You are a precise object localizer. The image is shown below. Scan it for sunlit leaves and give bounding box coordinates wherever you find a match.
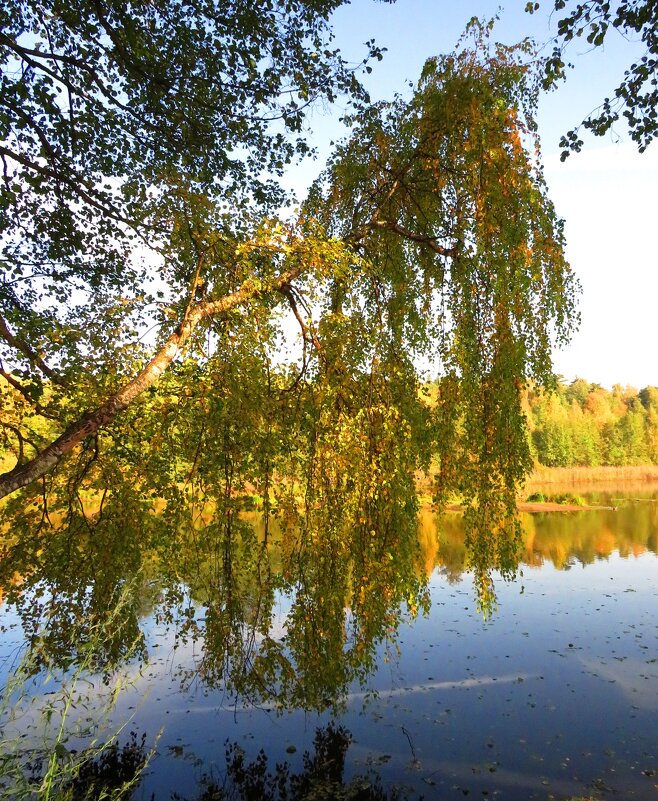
[306,23,578,603]
[534,0,658,155]
[0,0,374,449]
[1,19,580,616]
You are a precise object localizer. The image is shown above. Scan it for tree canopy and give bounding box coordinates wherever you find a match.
[530,0,658,156]
[0,7,578,602]
[524,378,658,466]
[0,0,379,489]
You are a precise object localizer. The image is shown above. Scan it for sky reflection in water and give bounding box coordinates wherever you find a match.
[1,495,657,800]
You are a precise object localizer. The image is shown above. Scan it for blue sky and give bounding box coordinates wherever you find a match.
[287,1,658,390]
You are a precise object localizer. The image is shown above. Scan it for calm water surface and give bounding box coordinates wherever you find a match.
[1,492,657,800]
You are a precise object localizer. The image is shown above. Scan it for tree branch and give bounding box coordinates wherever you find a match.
[0,367,59,420]
[367,219,457,257]
[0,265,302,499]
[0,312,66,385]
[278,284,324,358]
[0,144,144,234]
[0,421,40,464]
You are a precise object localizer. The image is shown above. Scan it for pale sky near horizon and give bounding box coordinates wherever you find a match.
[286,1,658,391]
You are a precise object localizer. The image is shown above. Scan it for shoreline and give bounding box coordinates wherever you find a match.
[441,501,615,514]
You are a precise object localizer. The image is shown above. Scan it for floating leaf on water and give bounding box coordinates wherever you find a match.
[374,753,392,764]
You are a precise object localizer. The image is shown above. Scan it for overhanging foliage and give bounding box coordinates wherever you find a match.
[0,9,578,600]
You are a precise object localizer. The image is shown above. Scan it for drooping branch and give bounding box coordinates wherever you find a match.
[278,284,325,359]
[0,366,59,420]
[349,218,457,258]
[0,421,40,465]
[0,266,302,499]
[0,312,66,386]
[370,219,457,257]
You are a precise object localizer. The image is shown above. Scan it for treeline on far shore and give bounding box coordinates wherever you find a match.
[524,379,658,467]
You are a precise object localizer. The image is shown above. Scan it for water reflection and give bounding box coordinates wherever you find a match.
[426,499,658,579]
[1,494,657,800]
[1,499,429,709]
[1,495,656,708]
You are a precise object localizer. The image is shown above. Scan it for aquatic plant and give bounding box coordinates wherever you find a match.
[0,581,155,800]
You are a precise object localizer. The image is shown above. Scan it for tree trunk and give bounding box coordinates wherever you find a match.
[0,268,300,499]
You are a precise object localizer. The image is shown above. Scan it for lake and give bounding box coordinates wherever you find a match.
[1,490,657,800]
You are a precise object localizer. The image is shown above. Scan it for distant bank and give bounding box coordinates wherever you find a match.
[527,464,658,486]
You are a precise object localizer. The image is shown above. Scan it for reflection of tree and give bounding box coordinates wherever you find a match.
[22,724,406,801]
[4,460,655,710]
[429,512,468,585]
[0,479,156,673]
[161,485,429,710]
[159,512,278,696]
[283,500,429,709]
[423,503,658,577]
[133,343,436,708]
[521,504,657,569]
[2,494,422,709]
[184,723,406,801]
[1,351,433,708]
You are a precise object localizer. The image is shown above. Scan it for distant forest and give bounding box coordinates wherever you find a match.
[524,379,658,467]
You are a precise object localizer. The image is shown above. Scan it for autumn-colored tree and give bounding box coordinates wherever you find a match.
[0,0,381,495]
[1,10,578,600]
[526,379,658,466]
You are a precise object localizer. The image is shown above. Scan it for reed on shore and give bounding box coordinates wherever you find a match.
[527,464,658,486]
